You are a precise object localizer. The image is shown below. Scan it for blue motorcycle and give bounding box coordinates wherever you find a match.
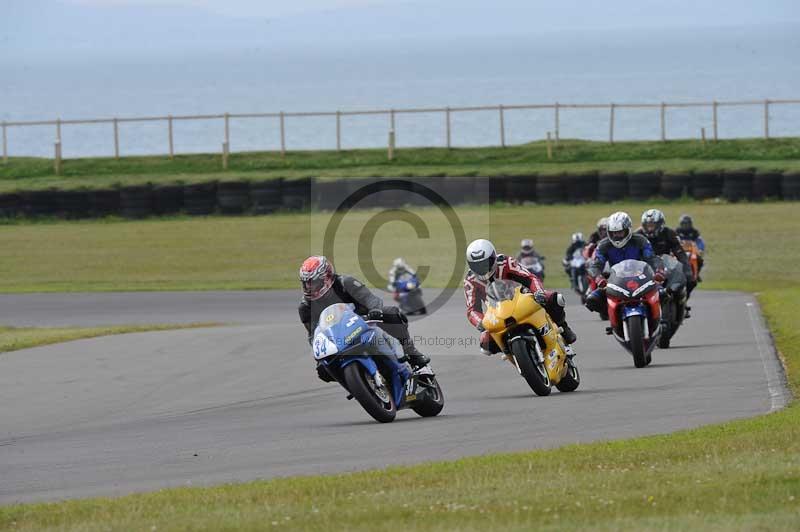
[312,303,444,423]
[390,272,427,315]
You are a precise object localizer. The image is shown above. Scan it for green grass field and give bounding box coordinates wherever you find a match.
[1,137,799,192]
[0,201,798,530]
[0,201,797,293]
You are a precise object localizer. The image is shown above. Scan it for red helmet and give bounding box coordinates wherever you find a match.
[299,256,335,300]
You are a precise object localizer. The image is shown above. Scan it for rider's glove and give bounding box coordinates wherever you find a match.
[595,276,607,288]
[533,289,548,306]
[366,309,384,321]
[654,271,666,283]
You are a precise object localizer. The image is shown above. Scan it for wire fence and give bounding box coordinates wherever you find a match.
[2,98,799,164]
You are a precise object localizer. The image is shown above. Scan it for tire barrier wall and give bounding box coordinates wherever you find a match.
[1,169,799,219]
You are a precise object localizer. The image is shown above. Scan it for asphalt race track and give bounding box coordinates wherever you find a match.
[0,290,789,504]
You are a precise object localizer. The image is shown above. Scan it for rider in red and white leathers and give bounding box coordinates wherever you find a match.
[464,239,577,354]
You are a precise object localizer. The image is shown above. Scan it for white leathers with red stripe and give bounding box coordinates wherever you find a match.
[464,255,545,328]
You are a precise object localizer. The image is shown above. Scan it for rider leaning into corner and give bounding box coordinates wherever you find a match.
[584,211,664,315]
[298,256,430,382]
[464,239,577,355]
[636,209,697,296]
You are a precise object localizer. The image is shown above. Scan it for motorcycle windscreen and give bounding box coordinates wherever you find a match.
[312,303,370,360]
[610,259,652,279]
[486,279,524,304]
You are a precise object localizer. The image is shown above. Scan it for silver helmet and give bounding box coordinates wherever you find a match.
[607,211,633,249]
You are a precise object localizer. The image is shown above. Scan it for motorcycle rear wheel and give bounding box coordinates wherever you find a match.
[411,375,444,417]
[343,363,397,423]
[510,339,552,396]
[628,317,648,368]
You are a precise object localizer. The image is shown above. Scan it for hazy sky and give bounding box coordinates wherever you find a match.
[5,0,800,60]
[55,0,800,23]
[65,0,396,18]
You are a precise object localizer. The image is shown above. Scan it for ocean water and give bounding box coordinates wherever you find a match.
[2,25,799,158]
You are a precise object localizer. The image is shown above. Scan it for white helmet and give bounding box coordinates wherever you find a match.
[571,232,584,243]
[607,211,633,248]
[392,257,407,269]
[466,239,498,281]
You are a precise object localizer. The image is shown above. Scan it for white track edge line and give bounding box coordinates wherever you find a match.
[746,300,790,412]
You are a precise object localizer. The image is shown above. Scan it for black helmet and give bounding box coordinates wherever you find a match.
[679,214,693,230]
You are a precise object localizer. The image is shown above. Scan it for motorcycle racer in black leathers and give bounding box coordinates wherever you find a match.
[637,209,697,296]
[298,256,430,381]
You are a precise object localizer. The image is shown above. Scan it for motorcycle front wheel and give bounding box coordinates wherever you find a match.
[343,363,397,423]
[627,316,648,368]
[510,339,552,396]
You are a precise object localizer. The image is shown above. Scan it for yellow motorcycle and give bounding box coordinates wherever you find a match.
[482,280,580,396]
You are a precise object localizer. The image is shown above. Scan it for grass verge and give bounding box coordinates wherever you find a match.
[0,323,220,354]
[1,138,799,192]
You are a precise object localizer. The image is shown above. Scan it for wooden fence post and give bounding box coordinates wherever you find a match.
[389,109,396,136]
[2,121,7,164]
[712,101,718,142]
[499,105,506,148]
[388,129,395,161]
[224,112,230,150]
[168,115,174,159]
[660,102,666,142]
[222,142,229,170]
[445,107,451,149]
[56,117,62,143]
[279,111,286,157]
[609,103,616,144]
[701,127,707,147]
[764,99,770,139]
[554,102,560,144]
[113,118,119,159]
[54,141,62,175]
[336,111,341,152]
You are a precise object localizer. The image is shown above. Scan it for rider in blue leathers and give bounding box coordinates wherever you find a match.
[584,211,664,315]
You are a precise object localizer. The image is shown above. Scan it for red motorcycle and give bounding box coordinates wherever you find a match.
[605,259,662,368]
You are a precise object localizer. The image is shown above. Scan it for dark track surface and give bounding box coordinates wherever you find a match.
[0,290,788,504]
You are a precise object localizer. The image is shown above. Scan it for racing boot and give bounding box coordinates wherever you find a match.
[401,345,430,368]
[559,321,577,344]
